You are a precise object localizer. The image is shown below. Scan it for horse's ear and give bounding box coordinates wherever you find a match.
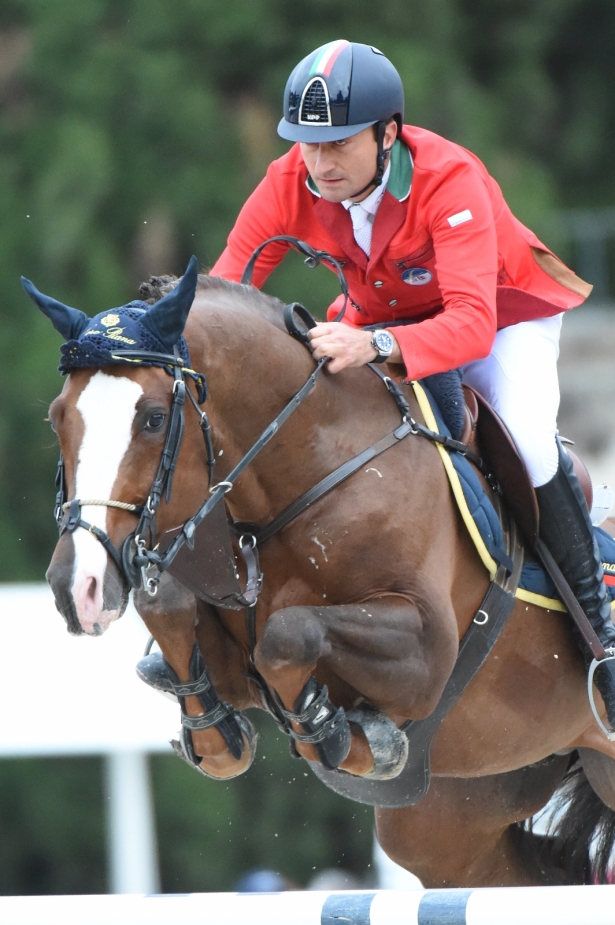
[21,277,90,341]
[141,255,199,351]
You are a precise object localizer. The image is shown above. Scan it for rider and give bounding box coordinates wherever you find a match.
[210,40,615,729]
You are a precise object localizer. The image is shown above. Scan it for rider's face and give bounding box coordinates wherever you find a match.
[300,122,398,203]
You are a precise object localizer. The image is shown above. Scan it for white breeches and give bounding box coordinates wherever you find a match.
[460,313,563,488]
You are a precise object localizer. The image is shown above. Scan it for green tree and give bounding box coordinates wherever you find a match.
[3,0,615,578]
[1,0,615,895]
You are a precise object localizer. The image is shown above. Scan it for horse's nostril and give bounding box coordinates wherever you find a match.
[86,577,97,602]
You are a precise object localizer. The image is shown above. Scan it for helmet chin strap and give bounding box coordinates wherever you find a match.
[348,120,392,201]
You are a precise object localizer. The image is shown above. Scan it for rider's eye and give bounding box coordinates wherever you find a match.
[145,412,166,431]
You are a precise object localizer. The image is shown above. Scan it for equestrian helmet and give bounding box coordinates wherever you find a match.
[278,40,404,143]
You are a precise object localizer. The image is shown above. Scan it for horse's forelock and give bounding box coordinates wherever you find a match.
[138,273,288,333]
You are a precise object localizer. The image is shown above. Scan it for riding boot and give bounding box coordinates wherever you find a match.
[535,439,615,728]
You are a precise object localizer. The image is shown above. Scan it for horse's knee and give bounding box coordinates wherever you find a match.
[255,607,330,674]
[134,573,195,621]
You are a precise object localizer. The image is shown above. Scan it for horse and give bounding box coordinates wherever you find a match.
[26,259,615,888]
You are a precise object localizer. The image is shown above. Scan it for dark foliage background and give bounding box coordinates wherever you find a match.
[0,0,614,895]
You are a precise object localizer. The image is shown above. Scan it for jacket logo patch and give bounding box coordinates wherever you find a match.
[402,267,432,286]
[447,209,473,227]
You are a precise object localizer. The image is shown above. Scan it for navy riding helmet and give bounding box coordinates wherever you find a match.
[278,41,404,195]
[278,40,404,144]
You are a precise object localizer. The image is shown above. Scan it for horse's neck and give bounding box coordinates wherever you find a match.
[187,300,325,514]
[188,299,421,524]
[186,294,440,530]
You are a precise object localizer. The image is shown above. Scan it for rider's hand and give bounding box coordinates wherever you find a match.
[308,322,401,373]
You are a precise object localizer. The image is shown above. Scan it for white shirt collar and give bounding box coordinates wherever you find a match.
[341,161,391,214]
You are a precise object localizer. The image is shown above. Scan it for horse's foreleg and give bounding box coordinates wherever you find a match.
[254,595,458,777]
[134,575,257,779]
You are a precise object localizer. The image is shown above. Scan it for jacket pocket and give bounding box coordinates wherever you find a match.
[390,240,436,271]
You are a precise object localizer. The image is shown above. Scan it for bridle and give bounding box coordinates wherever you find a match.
[54,238,486,616]
[55,346,217,596]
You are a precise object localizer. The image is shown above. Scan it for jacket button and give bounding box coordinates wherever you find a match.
[389,299,397,306]
[374,280,383,287]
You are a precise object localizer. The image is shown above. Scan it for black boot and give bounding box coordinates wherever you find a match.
[535,439,615,733]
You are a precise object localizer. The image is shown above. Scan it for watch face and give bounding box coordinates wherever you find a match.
[373,330,394,354]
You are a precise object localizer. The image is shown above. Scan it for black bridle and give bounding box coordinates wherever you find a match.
[55,238,487,614]
[55,347,213,594]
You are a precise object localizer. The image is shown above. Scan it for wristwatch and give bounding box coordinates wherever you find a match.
[370,329,395,363]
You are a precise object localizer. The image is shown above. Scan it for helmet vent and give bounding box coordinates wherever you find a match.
[299,77,331,126]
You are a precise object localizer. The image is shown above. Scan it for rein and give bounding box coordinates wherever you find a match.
[55,237,488,617]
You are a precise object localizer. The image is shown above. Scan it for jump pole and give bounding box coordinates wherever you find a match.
[0,886,614,925]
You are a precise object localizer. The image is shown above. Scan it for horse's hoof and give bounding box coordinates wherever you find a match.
[171,711,259,780]
[346,703,409,780]
[136,651,178,703]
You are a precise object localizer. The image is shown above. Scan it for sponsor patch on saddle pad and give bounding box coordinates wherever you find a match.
[519,530,615,606]
[417,381,615,611]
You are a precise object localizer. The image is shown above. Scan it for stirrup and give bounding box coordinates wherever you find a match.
[588,649,615,740]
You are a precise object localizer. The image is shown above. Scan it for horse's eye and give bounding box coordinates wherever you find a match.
[145,412,166,431]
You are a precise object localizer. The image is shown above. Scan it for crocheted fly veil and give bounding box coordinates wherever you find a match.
[21,255,205,402]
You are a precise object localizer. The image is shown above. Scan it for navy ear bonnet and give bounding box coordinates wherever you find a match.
[57,300,195,374]
[22,255,206,403]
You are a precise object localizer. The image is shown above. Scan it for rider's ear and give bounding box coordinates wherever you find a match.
[21,277,90,341]
[142,255,199,351]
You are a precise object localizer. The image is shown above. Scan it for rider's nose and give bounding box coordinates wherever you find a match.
[314,145,335,173]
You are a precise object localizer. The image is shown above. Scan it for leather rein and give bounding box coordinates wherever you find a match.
[54,238,487,617]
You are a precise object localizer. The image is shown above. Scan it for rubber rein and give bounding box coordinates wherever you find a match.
[56,238,488,606]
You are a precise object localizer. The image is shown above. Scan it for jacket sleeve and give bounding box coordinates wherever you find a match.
[392,160,498,381]
[210,165,291,288]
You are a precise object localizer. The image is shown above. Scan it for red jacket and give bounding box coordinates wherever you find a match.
[212,126,591,379]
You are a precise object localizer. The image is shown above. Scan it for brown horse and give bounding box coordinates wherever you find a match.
[30,267,615,887]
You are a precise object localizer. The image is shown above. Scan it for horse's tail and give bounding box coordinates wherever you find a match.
[511,757,615,884]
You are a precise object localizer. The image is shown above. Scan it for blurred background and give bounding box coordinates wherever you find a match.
[1,0,614,897]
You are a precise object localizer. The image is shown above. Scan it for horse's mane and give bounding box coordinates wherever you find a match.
[138,272,288,333]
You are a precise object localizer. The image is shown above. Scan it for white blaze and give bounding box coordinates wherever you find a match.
[72,371,143,633]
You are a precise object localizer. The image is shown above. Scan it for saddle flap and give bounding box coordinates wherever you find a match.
[467,386,540,549]
[158,498,245,609]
